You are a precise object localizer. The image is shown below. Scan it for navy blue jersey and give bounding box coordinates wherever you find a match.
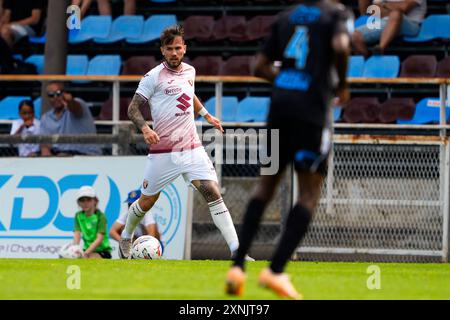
[262,0,349,126]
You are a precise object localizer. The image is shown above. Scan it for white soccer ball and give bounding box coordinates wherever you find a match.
[59,243,83,259]
[131,235,163,260]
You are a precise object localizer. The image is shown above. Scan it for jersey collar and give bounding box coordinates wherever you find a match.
[162,61,184,73]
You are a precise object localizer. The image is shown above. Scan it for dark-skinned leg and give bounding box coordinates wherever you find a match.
[232,171,285,270]
[257,170,323,300]
[270,171,323,273]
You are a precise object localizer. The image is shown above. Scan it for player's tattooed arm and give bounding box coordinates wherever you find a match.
[128,93,149,131]
[128,93,160,144]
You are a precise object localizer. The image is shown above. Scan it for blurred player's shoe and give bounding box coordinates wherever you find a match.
[118,237,132,259]
[258,267,303,300]
[225,266,246,296]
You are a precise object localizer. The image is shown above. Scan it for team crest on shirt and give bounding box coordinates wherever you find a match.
[143,180,149,189]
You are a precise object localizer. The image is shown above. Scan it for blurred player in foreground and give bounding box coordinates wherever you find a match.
[109,189,161,242]
[118,25,253,261]
[226,0,351,299]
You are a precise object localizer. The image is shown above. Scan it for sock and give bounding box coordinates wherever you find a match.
[270,204,312,274]
[232,198,267,270]
[121,200,147,239]
[208,198,239,253]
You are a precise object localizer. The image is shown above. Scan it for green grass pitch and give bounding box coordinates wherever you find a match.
[0,259,449,300]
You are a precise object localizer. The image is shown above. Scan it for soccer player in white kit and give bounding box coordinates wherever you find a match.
[119,25,253,261]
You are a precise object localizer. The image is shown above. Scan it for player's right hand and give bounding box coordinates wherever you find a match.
[142,127,160,145]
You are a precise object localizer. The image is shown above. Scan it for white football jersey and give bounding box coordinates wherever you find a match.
[136,61,201,154]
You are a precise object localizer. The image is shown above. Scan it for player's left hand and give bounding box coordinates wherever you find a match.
[82,252,91,259]
[205,114,224,133]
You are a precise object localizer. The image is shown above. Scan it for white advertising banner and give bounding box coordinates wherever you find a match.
[0,156,190,259]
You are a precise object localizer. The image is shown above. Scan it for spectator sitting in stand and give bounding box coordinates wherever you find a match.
[352,0,426,57]
[0,0,45,48]
[40,81,102,157]
[71,0,136,19]
[10,99,40,157]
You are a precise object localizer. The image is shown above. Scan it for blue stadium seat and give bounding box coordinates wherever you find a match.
[33,97,42,118]
[404,15,450,42]
[363,55,400,78]
[69,16,112,44]
[397,98,450,124]
[25,55,44,74]
[87,55,122,76]
[126,15,177,43]
[94,15,144,43]
[0,96,31,120]
[204,96,239,122]
[347,55,365,78]
[13,54,23,61]
[67,55,89,75]
[29,33,46,44]
[236,96,270,122]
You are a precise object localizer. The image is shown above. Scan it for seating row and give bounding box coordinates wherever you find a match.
[23,54,256,76]
[354,14,450,43]
[348,55,450,78]
[340,97,450,124]
[2,95,449,125]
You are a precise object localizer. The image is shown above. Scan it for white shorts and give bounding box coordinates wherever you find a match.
[10,24,35,41]
[141,146,218,196]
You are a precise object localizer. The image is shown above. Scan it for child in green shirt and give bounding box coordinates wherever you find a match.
[73,186,112,259]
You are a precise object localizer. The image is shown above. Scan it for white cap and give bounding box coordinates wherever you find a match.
[77,186,97,200]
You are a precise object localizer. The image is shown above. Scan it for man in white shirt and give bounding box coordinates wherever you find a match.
[109,189,161,243]
[353,0,427,56]
[118,25,253,262]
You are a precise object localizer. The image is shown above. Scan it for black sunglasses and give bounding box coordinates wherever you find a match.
[47,90,64,98]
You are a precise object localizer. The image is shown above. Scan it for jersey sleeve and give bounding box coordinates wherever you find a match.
[9,120,20,135]
[74,213,81,231]
[97,212,108,234]
[260,19,283,62]
[116,212,127,225]
[135,70,157,100]
[142,212,156,226]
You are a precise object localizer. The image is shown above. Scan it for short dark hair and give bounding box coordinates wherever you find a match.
[18,99,34,112]
[160,25,185,46]
[46,81,65,90]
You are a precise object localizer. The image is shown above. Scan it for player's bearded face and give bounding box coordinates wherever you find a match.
[161,36,186,70]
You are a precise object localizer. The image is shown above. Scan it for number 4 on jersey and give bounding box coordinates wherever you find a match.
[284,26,309,69]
